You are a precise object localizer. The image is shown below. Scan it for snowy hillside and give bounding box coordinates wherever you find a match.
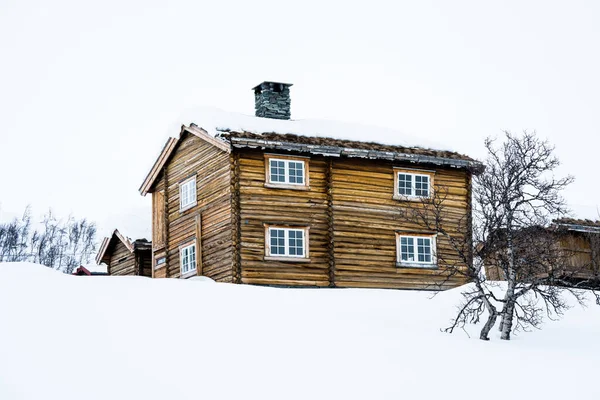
[0,263,598,400]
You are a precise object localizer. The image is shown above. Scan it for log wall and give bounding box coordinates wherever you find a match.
[236,149,471,289]
[150,132,233,282]
[331,158,469,289]
[238,151,330,286]
[107,240,136,276]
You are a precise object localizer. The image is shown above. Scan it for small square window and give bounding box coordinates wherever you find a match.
[266,227,308,259]
[397,235,436,267]
[394,170,432,199]
[266,156,308,188]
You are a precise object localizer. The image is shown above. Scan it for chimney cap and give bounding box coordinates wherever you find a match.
[252,81,293,92]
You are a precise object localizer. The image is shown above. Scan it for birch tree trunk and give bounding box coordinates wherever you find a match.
[500,229,516,340]
[480,300,498,340]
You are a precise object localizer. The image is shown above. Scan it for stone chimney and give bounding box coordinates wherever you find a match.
[253,81,292,120]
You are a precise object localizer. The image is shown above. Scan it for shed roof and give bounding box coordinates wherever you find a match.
[95,229,151,265]
[553,218,600,233]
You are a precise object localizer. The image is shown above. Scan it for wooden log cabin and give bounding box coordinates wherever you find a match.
[138,81,484,289]
[95,229,152,277]
[485,218,600,288]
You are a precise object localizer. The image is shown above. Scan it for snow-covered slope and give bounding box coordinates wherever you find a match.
[0,262,598,399]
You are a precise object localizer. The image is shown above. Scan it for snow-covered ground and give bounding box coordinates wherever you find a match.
[0,262,598,399]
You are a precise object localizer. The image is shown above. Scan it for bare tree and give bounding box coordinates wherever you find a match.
[0,207,32,262]
[404,131,599,340]
[0,207,97,273]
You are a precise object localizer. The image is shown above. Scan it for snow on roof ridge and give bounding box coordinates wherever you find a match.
[176,106,456,154]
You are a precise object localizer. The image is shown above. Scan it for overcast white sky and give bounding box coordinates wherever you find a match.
[1,0,599,240]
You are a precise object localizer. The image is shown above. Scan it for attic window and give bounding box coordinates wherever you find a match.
[264,154,309,190]
[179,176,197,212]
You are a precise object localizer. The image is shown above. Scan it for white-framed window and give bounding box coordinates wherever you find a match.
[396,234,436,267]
[265,226,309,258]
[394,169,433,200]
[264,155,309,189]
[180,242,197,276]
[269,158,305,185]
[179,176,197,211]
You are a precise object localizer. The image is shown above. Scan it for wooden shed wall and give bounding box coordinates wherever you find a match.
[138,249,153,277]
[152,133,233,282]
[235,150,471,289]
[108,240,136,276]
[484,232,600,282]
[559,234,592,271]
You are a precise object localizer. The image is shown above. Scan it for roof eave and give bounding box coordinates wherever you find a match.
[553,223,600,234]
[227,137,484,173]
[95,229,134,264]
[139,125,231,196]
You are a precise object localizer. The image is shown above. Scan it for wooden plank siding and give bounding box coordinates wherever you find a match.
[236,149,471,289]
[152,191,165,249]
[138,249,153,277]
[107,240,137,276]
[150,132,233,282]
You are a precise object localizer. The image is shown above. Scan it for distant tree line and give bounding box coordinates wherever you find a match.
[0,207,97,274]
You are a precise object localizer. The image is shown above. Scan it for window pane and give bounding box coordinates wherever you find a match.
[288,230,304,257]
[181,185,188,206]
[400,237,414,261]
[415,175,430,197]
[288,161,304,184]
[417,238,432,263]
[398,174,413,196]
[181,247,189,273]
[270,160,286,183]
[270,229,285,255]
[189,245,196,271]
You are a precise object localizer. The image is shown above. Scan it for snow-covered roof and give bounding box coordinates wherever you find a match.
[553,218,600,233]
[81,263,108,274]
[140,107,483,195]
[178,107,454,152]
[95,229,151,265]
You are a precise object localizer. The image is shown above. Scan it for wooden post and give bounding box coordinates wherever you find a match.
[196,213,203,276]
[163,166,170,278]
[135,251,140,276]
[466,171,473,281]
[231,153,242,284]
[326,158,336,287]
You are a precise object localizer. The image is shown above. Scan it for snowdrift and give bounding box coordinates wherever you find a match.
[0,262,598,400]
